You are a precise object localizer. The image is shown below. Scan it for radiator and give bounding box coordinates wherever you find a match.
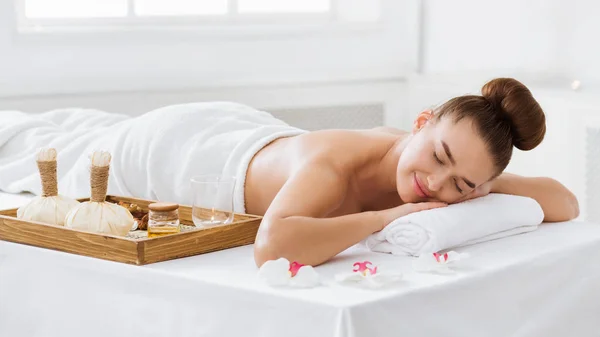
[269,103,385,131]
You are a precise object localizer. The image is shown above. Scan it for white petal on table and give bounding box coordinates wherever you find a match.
[291,266,320,288]
[412,251,469,273]
[367,273,403,287]
[335,272,365,284]
[258,258,292,286]
[335,270,403,289]
[446,251,469,263]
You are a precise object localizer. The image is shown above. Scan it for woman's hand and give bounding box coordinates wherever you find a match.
[377,202,447,231]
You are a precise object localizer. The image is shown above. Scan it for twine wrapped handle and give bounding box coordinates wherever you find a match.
[90,151,111,203]
[90,166,110,202]
[37,148,58,197]
[37,161,58,197]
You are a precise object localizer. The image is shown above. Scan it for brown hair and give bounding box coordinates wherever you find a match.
[434,78,546,176]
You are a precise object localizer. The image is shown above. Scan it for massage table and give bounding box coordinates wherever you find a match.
[1,192,599,337]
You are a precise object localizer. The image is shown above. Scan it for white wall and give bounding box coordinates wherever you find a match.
[421,0,566,75]
[0,80,408,129]
[421,0,600,87]
[3,0,598,126]
[0,0,417,98]
[564,0,600,87]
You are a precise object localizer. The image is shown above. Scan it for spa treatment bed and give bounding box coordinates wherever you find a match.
[1,191,599,337]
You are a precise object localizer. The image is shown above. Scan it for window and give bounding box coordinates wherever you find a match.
[24,0,331,18]
[17,0,380,33]
[25,0,129,18]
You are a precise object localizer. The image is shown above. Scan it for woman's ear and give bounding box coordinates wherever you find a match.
[412,110,434,133]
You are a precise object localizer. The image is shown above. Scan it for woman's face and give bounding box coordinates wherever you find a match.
[396,114,497,204]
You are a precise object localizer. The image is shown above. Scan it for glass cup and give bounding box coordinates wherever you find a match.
[191,175,236,228]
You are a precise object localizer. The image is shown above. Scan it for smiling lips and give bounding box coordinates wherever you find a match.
[413,173,431,198]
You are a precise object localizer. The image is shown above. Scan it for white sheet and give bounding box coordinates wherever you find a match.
[0,103,305,213]
[2,216,599,337]
[365,194,544,256]
[0,191,34,210]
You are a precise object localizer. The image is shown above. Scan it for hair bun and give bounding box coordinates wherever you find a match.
[481,78,546,151]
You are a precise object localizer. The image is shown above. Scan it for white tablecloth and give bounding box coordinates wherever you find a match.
[2,218,600,337]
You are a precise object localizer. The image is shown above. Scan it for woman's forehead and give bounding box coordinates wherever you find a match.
[435,117,479,142]
[433,118,496,183]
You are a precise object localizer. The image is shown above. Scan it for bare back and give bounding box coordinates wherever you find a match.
[244,128,406,217]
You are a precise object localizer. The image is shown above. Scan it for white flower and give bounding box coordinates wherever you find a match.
[412,251,469,274]
[258,258,320,288]
[335,261,402,289]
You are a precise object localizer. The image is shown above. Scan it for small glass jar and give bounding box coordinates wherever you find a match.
[147,202,180,237]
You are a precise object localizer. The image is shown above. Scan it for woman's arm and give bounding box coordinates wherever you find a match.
[254,161,445,267]
[492,173,580,222]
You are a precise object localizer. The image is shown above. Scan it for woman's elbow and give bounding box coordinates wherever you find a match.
[546,183,580,222]
[254,241,281,268]
[558,180,580,220]
[253,217,289,268]
[567,191,580,220]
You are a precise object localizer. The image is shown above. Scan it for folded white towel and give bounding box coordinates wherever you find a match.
[364,194,544,256]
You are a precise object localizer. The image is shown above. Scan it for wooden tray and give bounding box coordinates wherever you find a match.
[0,195,262,265]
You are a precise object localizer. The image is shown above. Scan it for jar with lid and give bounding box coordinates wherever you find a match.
[147,202,180,237]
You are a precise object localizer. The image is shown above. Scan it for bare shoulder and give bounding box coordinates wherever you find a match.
[264,129,402,217]
[370,126,409,136]
[292,129,400,161]
[245,130,362,215]
[245,128,402,215]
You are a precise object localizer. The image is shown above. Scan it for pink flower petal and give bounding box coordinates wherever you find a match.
[433,252,449,263]
[289,261,304,277]
[353,261,378,275]
[413,251,469,273]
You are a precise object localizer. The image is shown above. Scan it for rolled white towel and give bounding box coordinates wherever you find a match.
[364,194,544,256]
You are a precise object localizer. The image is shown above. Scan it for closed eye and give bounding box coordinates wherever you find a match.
[433,152,444,165]
[454,178,463,193]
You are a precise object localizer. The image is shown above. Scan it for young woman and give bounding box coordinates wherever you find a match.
[246,78,579,267]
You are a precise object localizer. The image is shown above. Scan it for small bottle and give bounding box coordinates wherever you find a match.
[147,202,180,238]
